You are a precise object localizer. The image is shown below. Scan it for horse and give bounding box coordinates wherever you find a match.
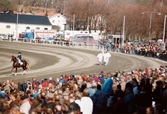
[10,55,30,75]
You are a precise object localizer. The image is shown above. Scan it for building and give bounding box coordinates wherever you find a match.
[48,13,67,32]
[36,11,67,32]
[0,12,52,39]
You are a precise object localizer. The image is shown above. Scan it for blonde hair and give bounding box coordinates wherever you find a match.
[3,101,10,111]
[75,91,82,99]
[83,89,89,97]
[10,105,21,114]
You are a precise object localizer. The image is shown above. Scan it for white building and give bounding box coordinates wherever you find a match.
[48,13,67,32]
[0,12,52,39]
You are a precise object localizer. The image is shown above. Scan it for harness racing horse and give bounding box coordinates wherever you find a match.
[11,55,30,75]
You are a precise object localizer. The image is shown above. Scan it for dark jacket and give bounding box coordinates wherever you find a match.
[17,54,22,60]
[113,99,127,113]
[92,90,107,112]
[134,91,152,108]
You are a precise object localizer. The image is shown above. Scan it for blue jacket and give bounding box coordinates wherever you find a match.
[59,78,66,85]
[102,78,113,96]
[88,88,94,97]
[99,76,105,84]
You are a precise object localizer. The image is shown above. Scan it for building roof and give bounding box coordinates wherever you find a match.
[0,13,51,25]
[48,13,68,20]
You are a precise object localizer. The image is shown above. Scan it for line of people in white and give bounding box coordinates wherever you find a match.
[97,51,111,65]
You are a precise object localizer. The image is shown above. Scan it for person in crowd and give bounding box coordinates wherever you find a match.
[92,84,107,114]
[79,83,87,93]
[80,89,93,114]
[106,42,112,51]
[112,84,124,106]
[99,71,105,84]
[68,101,81,114]
[2,101,10,114]
[132,78,139,95]
[74,91,82,110]
[124,87,135,114]
[21,81,28,93]
[134,83,152,113]
[102,72,113,97]
[10,105,22,114]
[9,92,20,106]
[45,92,56,112]
[59,76,66,85]
[152,80,164,105]
[112,93,127,114]
[20,95,31,114]
[162,80,167,113]
[144,78,152,94]
[87,83,94,97]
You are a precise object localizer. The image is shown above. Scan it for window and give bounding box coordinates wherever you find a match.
[6,25,10,28]
[44,28,48,30]
[52,20,55,23]
[36,27,40,30]
[26,27,30,29]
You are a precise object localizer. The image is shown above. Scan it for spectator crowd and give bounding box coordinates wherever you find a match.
[1,65,167,114]
[98,39,167,61]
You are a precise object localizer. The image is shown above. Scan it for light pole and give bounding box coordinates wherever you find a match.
[72,14,75,36]
[141,12,161,42]
[163,15,167,44]
[122,15,125,47]
[16,12,19,42]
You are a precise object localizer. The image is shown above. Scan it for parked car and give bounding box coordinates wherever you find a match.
[55,34,65,41]
[45,37,55,44]
[32,37,47,43]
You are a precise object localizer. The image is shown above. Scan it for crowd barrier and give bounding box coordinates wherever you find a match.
[6,38,100,50]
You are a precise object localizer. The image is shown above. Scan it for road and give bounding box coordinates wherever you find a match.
[0,41,167,82]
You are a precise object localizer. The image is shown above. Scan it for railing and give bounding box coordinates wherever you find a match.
[4,38,100,50]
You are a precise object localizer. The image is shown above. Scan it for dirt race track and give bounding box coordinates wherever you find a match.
[0,41,167,82]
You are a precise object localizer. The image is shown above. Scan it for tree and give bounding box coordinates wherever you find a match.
[0,0,12,12]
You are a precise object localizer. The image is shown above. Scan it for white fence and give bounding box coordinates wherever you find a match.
[4,38,100,50]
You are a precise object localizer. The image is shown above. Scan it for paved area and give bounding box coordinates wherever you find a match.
[0,41,167,82]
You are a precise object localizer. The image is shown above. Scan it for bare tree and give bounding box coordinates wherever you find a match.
[0,0,13,12]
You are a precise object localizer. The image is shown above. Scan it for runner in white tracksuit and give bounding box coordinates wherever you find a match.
[103,51,111,65]
[97,51,103,65]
